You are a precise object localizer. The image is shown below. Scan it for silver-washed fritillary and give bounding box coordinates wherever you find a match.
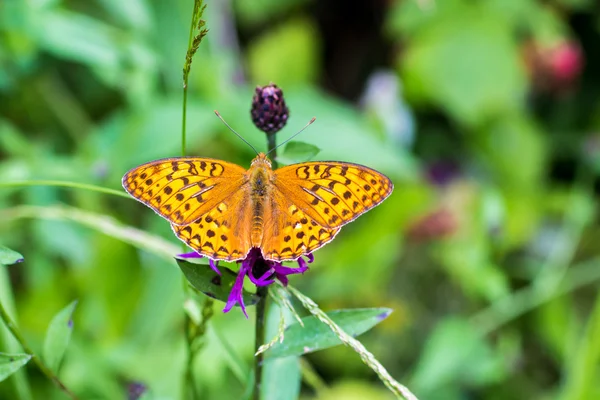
[122,153,393,261]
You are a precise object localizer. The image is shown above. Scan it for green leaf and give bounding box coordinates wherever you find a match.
[42,300,78,373]
[261,302,301,400]
[176,259,260,307]
[37,10,121,70]
[247,18,320,88]
[412,318,506,394]
[0,246,23,266]
[265,308,392,359]
[400,10,526,127]
[234,0,308,26]
[560,292,600,400]
[276,141,320,165]
[0,353,32,382]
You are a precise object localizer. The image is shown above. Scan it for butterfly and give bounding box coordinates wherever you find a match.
[122,153,393,262]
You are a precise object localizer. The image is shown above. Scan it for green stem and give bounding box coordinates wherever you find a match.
[182,90,188,157]
[0,268,32,400]
[181,2,206,398]
[181,0,197,158]
[181,9,195,392]
[266,133,278,169]
[183,312,200,400]
[0,301,78,399]
[253,287,268,400]
[0,181,130,199]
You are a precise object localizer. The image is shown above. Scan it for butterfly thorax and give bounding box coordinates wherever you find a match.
[248,153,275,246]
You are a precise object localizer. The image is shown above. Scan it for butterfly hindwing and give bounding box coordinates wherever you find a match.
[122,157,247,226]
[172,187,253,261]
[261,194,340,261]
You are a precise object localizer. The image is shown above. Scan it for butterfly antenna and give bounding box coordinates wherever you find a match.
[214,111,259,155]
[266,117,316,156]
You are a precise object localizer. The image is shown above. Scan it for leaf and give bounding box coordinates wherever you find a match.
[176,259,260,307]
[38,10,121,70]
[265,308,392,359]
[260,302,301,400]
[0,353,32,382]
[0,246,23,266]
[247,18,320,88]
[276,141,320,165]
[42,300,78,373]
[411,318,505,394]
[560,292,600,399]
[400,11,526,127]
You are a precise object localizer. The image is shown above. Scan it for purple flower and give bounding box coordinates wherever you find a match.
[127,381,147,400]
[176,250,222,275]
[177,248,312,318]
[250,84,289,134]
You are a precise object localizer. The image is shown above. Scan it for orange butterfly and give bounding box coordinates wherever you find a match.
[122,153,393,262]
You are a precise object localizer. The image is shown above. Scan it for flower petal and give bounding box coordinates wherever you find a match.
[208,259,221,276]
[176,251,203,259]
[223,263,250,318]
[249,267,275,286]
[176,251,221,275]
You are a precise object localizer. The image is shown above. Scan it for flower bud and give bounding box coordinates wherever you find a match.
[251,84,289,134]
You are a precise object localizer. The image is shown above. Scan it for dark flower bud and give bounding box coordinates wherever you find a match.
[251,84,289,134]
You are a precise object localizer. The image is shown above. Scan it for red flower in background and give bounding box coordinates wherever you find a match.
[523,39,584,93]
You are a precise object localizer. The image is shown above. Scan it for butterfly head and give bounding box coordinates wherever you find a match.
[251,153,272,169]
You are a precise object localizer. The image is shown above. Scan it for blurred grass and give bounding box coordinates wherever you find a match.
[2,0,600,399]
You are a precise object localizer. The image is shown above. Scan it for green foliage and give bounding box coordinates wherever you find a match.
[277,141,321,165]
[177,258,260,307]
[0,247,23,266]
[247,19,320,88]
[412,318,507,396]
[261,302,301,400]
[1,0,600,399]
[0,354,31,382]
[265,308,392,359]
[42,301,78,373]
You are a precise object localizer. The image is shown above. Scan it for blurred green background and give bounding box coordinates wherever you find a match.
[1,0,600,399]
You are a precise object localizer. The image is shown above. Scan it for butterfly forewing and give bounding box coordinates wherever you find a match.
[122,157,247,226]
[273,162,393,229]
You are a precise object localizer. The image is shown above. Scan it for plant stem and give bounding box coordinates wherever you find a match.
[253,286,268,400]
[181,3,195,395]
[266,133,278,169]
[181,1,196,158]
[0,181,130,199]
[0,301,78,399]
[183,311,200,400]
[182,90,188,157]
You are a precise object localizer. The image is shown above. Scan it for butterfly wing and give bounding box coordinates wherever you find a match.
[260,161,393,261]
[172,187,254,261]
[260,191,340,261]
[122,157,247,226]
